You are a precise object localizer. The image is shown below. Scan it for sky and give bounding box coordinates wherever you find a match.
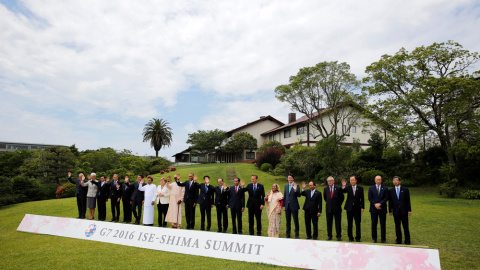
[1,0,479,160]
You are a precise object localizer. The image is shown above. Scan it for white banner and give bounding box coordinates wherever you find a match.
[17,214,440,269]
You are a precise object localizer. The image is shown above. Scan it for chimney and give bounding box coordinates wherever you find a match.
[288,113,296,123]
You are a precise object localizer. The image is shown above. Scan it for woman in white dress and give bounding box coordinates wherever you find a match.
[156,177,170,227]
[138,176,156,226]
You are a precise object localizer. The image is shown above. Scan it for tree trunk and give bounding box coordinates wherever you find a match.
[155,150,159,158]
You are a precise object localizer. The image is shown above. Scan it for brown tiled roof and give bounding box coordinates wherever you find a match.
[261,111,322,135]
[226,115,284,135]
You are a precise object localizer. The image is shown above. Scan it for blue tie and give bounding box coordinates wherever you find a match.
[396,187,399,199]
[254,184,256,195]
[206,185,208,193]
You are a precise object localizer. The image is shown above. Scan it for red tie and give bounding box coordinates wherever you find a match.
[235,187,238,194]
[79,181,82,187]
[330,188,333,199]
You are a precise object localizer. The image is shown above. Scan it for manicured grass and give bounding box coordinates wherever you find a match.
[1,163,479,269]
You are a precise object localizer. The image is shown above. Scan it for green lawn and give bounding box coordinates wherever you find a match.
[1,163,479,269]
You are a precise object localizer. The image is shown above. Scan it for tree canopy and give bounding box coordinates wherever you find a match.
[363,41,480,172]
[275,61,366,142]
[143,118,173,157]
[186,129,227,158]
[224,132,257,155]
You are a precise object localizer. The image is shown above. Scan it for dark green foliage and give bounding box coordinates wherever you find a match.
[257,141,286,154]
[438,178,460,198]
[360,169,388,186]
[260,163,273,172]
[461,190,480,200]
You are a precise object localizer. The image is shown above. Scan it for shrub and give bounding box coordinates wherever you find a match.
[256,147,285,169]
[55,182,77,198]
[261,163,273,172]
[438,178,459,198]
[170,167,176,171]
[272,164,286,176]
[361,169,388,185]
[461,190,480,200]
[12,176,42,201]
[150,165,163,174]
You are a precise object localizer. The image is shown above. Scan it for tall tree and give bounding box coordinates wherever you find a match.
[363,41,480,172]
[275,61,366,142]
[224,132,257,161]
[142,118,173,157]
[186,129,227,159]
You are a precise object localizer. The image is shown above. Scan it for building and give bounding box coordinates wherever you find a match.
[0,141,60,152]
[173,104,389,163]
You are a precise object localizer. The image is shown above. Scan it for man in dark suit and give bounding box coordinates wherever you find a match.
[122,176,134,223]
[240,175,265,236]
[93,175,110,221]
[388,176,412,245]
[227,177,245,234]
[109,174,122,222]
[341,175,365,242]
[197,176,215,231]
[324,176,344,241]
[301,181,322,240]
[283,173,301,238]
[368,175,389,243]
[176,173,200,229]
[67,172,88,219]
[214,178,229,233]
[131,175,146,225]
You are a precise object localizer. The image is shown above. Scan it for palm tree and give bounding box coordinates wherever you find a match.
[142,118,173,157]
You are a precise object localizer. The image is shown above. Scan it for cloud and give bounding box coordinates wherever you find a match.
[0,0,479,159]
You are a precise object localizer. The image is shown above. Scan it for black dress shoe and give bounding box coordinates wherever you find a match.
[238,231,242,234]
[356,239,361,242]
[200,228,205,231]
[222,230,227,233]
[381,240,387,244]
[372,240,377,243]
[305,236,312,239]
[285,235,291,238]
[257,233,262,236]
[405,242,411,245]
[110,219,115,222]
[295,236,300,239]
[216,229,221,232]
[348,238,354,242]
[394,241,401,244]
[313,237,318,240]
[232,231,237,234]
[337,237,342,241]
[326,237,332,241]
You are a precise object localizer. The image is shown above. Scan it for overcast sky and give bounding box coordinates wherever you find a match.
[1,0,479,160]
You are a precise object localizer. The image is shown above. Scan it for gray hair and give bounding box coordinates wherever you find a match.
[91,173,96,176]
[327,176,334,181]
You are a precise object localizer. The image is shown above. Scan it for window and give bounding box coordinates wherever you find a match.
[296,125,306,135]
[246,152,255,160]
[268,134,273,141]
[352,126,357,133]
[284,129,291,138]
[273,134,277,141]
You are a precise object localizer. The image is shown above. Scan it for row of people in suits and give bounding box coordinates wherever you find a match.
[69,172,411,245]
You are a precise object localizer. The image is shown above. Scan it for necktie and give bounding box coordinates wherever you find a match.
[353,186,356,196]
[190,181,192,188]
[79,181,81,187]
[206,185,208,193]
[396,187,399,199]
[254,184,256,195]
[125,185,127,190]
[311,190,314,198]
[235,186,238,194]
[289,184,292,192]
[330,187,333,199]
[377,186,380,196]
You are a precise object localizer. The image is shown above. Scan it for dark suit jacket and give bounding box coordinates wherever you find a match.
[197,183,215,206]
[93,181,110,199]
[242,183,265,209]
[388,186,411,216]
[228,185,245,210]
[122,182,134,201]
[323,185,344,214]
[131,181,146,201]
[68,177,88,197]
[342,185,365,211]
[176,180,199,204]
[368,185,389,214]
[301,189,322,214]
[109,181,122,199]
[214,186,229,206]
[284,183,301,211]
[113,186,123,201]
